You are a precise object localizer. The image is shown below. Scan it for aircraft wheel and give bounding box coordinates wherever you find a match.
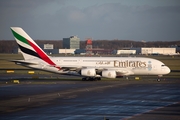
[82,78,86,81]
[157,78,161,82]
[82,77,101,81]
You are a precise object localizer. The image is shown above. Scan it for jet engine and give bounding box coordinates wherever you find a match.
[81,68,96,77]
[102,70,116,78]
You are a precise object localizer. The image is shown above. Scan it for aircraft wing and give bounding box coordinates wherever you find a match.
[116,69,134,76]
[102,68,134,76]
[58,66,134,76]
[47,65,82,71]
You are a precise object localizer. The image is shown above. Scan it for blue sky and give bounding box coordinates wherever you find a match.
[0,0,180,41]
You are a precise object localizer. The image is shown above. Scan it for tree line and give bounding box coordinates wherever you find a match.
[0,40,180,53]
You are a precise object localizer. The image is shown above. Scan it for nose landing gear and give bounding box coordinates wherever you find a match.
[157,75,163,82]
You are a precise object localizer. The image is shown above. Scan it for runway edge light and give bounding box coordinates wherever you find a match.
[135,77,140,80]
[28,71,35,74]
[11,80,19,84]
[7,70,14,73]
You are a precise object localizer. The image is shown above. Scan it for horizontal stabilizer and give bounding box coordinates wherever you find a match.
[11,60,38,65]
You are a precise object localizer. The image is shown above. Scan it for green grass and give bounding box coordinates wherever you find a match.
[0,54,25,69]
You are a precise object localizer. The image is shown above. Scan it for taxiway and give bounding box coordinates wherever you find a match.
[0,77,180,120]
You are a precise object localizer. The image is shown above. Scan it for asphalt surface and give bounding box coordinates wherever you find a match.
[0,76,180,120]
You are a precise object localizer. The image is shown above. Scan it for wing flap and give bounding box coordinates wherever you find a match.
[116,69,134,76]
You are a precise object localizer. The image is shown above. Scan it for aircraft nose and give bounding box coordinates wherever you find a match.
[161,66,171,74]
[167,66,171,74]
[165,66,171,74]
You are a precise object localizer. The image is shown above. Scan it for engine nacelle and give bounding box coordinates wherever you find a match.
[81,68,96,77]
[102,70,116,78]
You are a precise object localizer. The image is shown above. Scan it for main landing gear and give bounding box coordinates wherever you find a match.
[82,77,101,81]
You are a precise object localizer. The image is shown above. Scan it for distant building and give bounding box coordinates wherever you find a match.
[74,49,86,54]
[63,36,80,49]
[43,49,59,54]
[171,45,180,53]
[14,48,21,54]
[141,48,176,55]
[59,49,76,54]
[43,44,55,54]
[130,47,141,54]
[116,50,136,55]
[44,44,53,49]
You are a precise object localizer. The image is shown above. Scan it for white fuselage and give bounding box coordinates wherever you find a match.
[23,57,170,77]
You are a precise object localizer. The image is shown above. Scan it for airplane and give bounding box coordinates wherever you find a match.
[10,27,171,81]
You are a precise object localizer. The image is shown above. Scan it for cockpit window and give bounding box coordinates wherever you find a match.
[161,65,165,66]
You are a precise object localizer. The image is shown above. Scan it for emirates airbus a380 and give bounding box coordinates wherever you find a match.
[10,27,170,81]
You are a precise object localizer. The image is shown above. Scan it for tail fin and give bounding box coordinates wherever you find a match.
[10,27,56,66]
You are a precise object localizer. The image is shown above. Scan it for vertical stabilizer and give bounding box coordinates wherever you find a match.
[10,27,56,66]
